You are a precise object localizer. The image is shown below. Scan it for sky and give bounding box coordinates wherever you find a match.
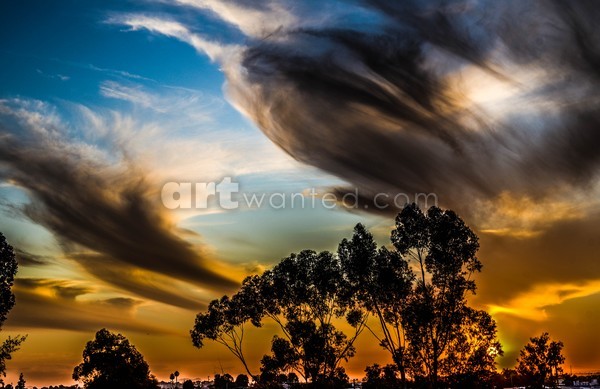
[1,0,600,386]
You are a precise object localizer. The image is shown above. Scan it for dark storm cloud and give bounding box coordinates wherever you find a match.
[223,0,600,211]
[0,101,237,305]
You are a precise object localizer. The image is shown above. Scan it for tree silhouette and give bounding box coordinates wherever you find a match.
[363,364,400,389]
[213,373,233,389]
[234,374,249,387]
[440,308,503,388]
[257,250,362,385]
[190,205,501,388]
[191,293,257,378]
[0,233,26,377]
[338,224,413,387]
[72,328,159,389]
[182,380,193,389]
[287,372,298,383]
[192,250,364,385]
[516,332,565,388]
[191,273,269,380]
[16,373,25,389]
[391,204,486,386]
[173,371,179,388]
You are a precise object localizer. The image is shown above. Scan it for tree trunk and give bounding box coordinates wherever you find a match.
[400,366,407,389]
[393,350,408,389]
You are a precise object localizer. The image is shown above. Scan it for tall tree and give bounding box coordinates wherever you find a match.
[0,233,26,377]
[192,250,364,385]
[391,204,486,387]
[259,250,364,384]
[516,332,565,388]
[191,291,258,378]
[191,273,269,379]
[72,328,159,389]
[338,224,413,387]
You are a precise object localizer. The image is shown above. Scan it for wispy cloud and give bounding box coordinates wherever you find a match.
[489,280,600,321]
[171,0,296,38]
[86,81,303,185]
[0,98,238,303]
[98,80,222,121]
[71,253,212,310]
[8,278,175,334]
[36,69,70,81]
[113,15,241,63]
[0,88,307,307]
[86,63,155,82]
[15,248,53,267]
[475,191,594,238]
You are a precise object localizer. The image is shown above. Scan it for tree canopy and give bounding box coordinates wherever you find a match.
[0,233,26,377]
[72,328,159,389]
[16,373,25,389]
[192,250,365,384]
[516,332,565,388]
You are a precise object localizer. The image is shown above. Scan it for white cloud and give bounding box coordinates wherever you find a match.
[114,15,241,63]
[90,81,302,181]
[172,0,296,38]
[99,80,222,120]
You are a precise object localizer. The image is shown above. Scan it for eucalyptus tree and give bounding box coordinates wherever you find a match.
[391,204,485,387]
[191,204,501,388]
[190,289,259,378]
[259,249,366,384]
[338,224,414,387]
[191,250,365,384]
[0,233,26,377]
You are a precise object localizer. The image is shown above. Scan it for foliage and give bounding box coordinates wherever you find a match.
[182,380,194,389]
[72,328,159,389]
[191,205,504,388]
[339,224,413,385]
[234,374,249,387]
[258,250,361,385]
[516,332,565,388]
[16,373,25,389]
[362,364,400,389]
[193,250,364,384]
[440,308,503,388]
[391,205,484,386]
[0,233,18,324]
[214,373,234,389]
[191,278,264,378]
[0,233,26,376]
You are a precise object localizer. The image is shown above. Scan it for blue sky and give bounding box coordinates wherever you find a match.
[0,0,388,264]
